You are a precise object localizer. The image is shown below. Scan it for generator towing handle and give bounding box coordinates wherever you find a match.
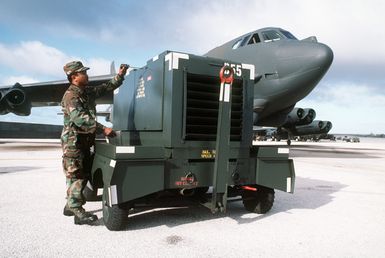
[209,65,234,213]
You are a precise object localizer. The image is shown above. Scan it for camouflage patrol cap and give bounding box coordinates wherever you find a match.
[63,61,90,76]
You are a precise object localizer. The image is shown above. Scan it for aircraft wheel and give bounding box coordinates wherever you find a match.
[242,185,275,214]
[102,187,128,231]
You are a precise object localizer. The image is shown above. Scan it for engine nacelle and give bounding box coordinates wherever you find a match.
[321,121,332,132]
[294,120,332,135]
[283,107,304,126]
[0,91,9,115]
[255,105,295,127]
[0,83,31,116]
[296,108,316,126]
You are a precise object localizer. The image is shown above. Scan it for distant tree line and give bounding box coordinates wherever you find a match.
[368,133,385,138]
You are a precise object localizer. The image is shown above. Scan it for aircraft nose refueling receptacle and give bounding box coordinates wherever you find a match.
[90,51,295,231]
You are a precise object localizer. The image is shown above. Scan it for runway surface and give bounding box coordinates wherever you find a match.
[0,138,384,257]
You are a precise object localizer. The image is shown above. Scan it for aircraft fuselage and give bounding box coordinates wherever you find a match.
[205,27,333,126]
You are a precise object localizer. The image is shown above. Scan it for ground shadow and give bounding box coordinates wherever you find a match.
[92,176,347,231]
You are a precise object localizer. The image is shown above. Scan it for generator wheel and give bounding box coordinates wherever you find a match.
[242,185,275,214]
[102,188,128,231]
[194,187,209,195]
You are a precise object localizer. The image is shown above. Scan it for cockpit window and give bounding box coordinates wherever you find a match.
[240,36,250,47]
[232,35,252,49]
[232,38,243,49]
[262,30,282,42]
[233,29,297,49]
[279,29,297,40]
[248,33,261,44]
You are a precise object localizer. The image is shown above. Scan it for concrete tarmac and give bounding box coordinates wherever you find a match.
[0,138,384,258]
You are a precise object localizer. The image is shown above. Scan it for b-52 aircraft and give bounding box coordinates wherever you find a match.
[0,27,333,140]
[205,27,333,144]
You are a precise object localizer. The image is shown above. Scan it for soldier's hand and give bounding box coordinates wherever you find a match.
[118,64,129,77]
[103,127,117,137]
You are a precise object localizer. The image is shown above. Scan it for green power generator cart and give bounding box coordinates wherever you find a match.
[89,51,295,230]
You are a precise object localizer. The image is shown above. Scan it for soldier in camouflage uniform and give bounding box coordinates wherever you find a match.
[61,61,128,225]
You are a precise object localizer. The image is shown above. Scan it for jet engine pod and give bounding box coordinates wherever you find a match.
[3,83,31,116]
[294,120,327,135]
[296,108,316,125]
[284,107,305,126]
[6,88,25,107]
[320,121,332,133]
[0,90,10,115]
[326,121,332,131]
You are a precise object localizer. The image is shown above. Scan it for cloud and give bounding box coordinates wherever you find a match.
[0,41,68,78]
[298,81,385,134]
[0,41,112,83]
[301,101,385,135]
[308,81,385,107]
[85,58,113,76]
[0,0,110,33]
[1,76,38,85]
[0,40,113,125]
[1,0,384,133]
[2,1,385,61]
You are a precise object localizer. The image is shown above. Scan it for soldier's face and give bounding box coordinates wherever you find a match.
[74,71,89,86]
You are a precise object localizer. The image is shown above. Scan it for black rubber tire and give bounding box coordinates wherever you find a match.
[242,185,275,214]
[194,187,209,195]
[102,189,128,231]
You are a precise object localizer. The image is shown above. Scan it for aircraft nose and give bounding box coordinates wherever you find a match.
[277,41,333,77]
[313,43,334,72]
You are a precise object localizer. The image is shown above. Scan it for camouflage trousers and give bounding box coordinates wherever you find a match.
[61,133,95,209]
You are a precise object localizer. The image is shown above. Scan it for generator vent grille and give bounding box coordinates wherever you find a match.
[185,73,243,141]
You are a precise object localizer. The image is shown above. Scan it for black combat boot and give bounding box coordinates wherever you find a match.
[63,204,75,216]
[71,207,98,225]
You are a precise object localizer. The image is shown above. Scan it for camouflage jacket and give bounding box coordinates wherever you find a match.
[61,75,124,145]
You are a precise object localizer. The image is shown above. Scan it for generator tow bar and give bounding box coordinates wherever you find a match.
[210,65,234,213]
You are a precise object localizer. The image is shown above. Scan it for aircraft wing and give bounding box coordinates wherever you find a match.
[0,74,114,116]
[0,121,62,139]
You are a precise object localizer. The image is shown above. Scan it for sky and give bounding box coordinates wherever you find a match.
[0,0,384,134]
